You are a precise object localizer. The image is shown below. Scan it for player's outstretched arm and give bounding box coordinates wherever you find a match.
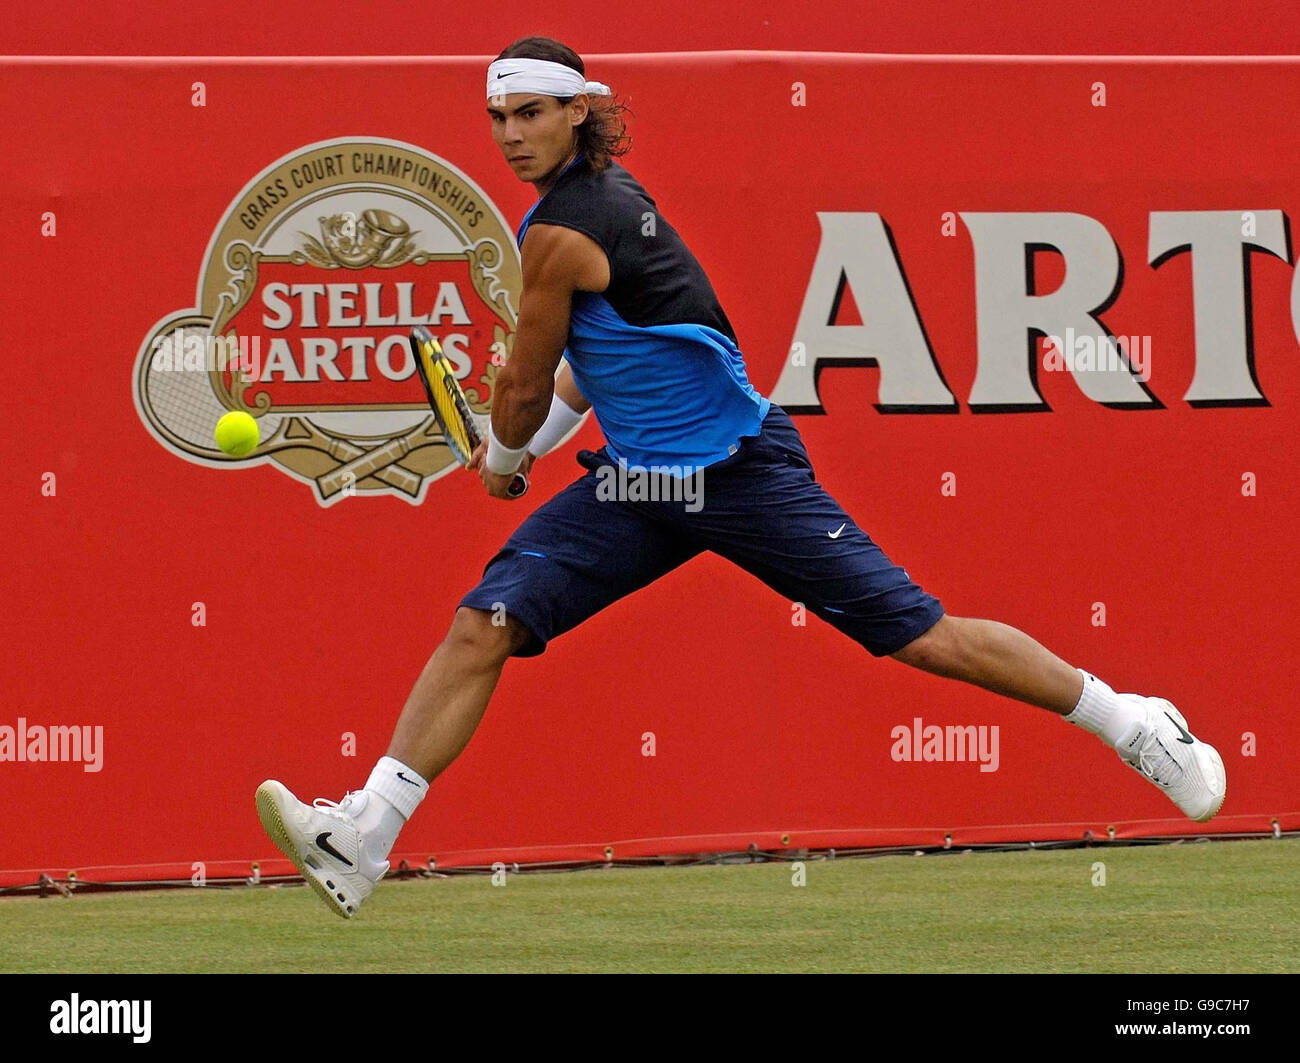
[470,360,587,475]
[554,360,591,415]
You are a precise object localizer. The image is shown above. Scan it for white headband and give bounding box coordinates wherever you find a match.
[486,57,611,101]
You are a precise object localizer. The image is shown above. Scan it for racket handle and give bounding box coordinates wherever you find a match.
[507,473,529,498]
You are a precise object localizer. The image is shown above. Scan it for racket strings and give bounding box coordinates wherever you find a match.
[429,361,477,464]
[143,364,229,448]
[143,364,281,453]
[412,332,494,469]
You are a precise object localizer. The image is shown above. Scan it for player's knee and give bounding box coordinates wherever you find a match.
[445,606,528,665]
[891,615,964,674]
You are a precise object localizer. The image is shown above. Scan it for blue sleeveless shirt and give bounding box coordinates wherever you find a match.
[517,155,769,469]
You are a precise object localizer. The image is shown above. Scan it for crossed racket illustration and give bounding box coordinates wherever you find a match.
[136,325,456,500]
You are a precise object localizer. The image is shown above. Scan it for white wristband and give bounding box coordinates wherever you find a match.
[486,421,530,475]
[527,393,586,457]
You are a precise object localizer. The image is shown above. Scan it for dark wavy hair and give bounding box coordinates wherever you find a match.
[495,36,631,174]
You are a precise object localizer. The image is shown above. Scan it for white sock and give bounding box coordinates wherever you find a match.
[352,756,429,863]
[1063,670,1146,748]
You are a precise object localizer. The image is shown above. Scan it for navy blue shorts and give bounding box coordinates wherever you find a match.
[460,406,944,657]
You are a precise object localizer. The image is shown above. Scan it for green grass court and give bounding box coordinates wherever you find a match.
[3,839,1296,973]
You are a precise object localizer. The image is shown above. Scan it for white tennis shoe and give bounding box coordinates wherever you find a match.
[1114,696,1226,822]
[255,780,387,918]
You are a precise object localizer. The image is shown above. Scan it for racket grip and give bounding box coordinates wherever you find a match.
[507,473,529,498]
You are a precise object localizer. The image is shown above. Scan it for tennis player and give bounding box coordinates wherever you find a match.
[256,37,1226,918]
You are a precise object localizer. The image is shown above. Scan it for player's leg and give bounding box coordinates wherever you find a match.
[386,605,532,783]
[682,405,1225,823]
[256,609,530,920]
[257,452,701,917]
[888,614,1224,820]
[889,614,1083,714]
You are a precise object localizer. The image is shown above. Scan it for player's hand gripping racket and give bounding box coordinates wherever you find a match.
[410,325,528,498]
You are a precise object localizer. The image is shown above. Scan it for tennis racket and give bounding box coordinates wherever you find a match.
[410,325,528,497]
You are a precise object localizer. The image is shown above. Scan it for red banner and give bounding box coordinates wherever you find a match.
[2,52,1297,884]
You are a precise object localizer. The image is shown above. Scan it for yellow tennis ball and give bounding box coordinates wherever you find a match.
[214,411,260,457]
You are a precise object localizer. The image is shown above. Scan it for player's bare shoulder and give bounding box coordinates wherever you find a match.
[520,223,610,293]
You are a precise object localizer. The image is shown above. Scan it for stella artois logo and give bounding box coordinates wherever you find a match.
[133,137,521,505]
